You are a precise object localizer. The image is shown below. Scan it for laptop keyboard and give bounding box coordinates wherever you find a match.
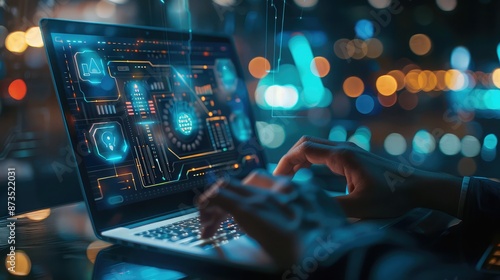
[134,216,244,249]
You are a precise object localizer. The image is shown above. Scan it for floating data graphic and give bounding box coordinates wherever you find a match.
[74,51,118,102]
[89,122,129,162]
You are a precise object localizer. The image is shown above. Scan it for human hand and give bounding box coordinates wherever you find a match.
[197,170,346,268]
[274,136,462,219]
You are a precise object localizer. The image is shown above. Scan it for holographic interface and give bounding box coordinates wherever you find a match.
[50,32,263,210]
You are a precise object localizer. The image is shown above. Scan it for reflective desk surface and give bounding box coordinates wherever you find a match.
[0,202,494,280]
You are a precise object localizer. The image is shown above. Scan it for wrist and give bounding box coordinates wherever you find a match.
[407,171,462,217]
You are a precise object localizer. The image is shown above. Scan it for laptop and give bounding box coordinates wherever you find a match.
[40,19,274,271]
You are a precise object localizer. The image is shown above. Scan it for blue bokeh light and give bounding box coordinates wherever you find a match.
[450,46,471,71]
[484,134,498,150]
[355,19,375,40]
[355,95,375,114]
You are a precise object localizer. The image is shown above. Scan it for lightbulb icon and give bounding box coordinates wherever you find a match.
[101,131,116,151]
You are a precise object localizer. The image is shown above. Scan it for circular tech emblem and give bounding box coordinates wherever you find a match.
[162,100,204,152]
[176,112,194,136]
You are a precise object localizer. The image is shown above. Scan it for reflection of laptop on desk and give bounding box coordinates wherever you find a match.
[40,19,274,270]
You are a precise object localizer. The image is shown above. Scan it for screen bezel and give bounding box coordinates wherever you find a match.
[40,18,266,233]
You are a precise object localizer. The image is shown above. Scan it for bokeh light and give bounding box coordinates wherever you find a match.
[329,125,347,142]
[96,0,117,18]
[399,91,419,110]
[248,57,271,79]
[419,70,438,92]
[368,0,391,9]
[366,38,384,59]
[378,92,398,107]
[483,134,498,150]
[8,79,27,101]
[483,89,500,110]
[343,76,364,98]
[257,122,286,149]
[388,70,405,91]
[264,85,299,109]
[413,130,436,154]
[349,127,372,151]
[347,39,368,59]
[384,133,407,156]
[405,70,422,93]
[334,39,352,59]
[294,0,319,8]
[355,95,375,115]
[450,46,471,71]
[5,31,28,54]
[0,25,9,48]
[355,19,374,40]
[310,56,330,78]
[5,251,31,276]
[434,70,448,91]
[492,68,500,88]
[376,75,398,96]
[409,34,432,56]
[439,133,461,155]
[436,0,457,12]
[461,135,481,157]
[26,209,51,221]
[445,69,466,91]
[24,27,44,48]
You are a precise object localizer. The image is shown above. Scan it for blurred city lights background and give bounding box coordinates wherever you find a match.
[1,0,500,183]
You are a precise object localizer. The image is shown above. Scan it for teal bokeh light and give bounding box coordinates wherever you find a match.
[288,34,326,107]
[484,134,498,150]
[450,46,471,71]
[412,130,436,154]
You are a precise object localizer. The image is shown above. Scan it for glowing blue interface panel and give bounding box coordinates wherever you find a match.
[50,32,263,210]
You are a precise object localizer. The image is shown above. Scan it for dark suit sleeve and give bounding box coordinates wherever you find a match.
[462,177,500,233]
[296,223,482,280]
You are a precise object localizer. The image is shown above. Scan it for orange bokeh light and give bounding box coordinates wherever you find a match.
[8,79,27,101]
[388,70,405,91]
[343,76,364,98]
[378,93,398,107]
[311,56,331,78]
[248,57,271,79]
[409,34,432,56]
[376,75,398,96]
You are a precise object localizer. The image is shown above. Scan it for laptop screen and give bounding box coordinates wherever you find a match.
[41,19,265,229]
